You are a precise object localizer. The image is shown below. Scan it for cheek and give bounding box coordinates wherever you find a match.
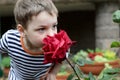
[34,37,43,45]
[29,35,43,46]
[34,36,45,46]
[30,34,46,47]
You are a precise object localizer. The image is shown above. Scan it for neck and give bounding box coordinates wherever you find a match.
[23,37,42,52]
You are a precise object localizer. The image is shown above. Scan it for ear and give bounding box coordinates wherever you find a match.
[17,24,25,37]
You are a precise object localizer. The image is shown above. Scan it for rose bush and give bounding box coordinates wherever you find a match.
[42,30,74,63]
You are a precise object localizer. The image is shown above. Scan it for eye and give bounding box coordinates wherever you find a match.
[37,27,46,33]
[52,24,57,29]
[40,28,45,31]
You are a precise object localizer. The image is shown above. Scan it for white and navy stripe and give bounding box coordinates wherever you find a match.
[0,30,53,80]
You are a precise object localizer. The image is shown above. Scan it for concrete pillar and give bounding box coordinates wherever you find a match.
[95,2,119,50]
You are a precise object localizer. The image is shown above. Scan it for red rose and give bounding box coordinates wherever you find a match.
[42,30,74,64]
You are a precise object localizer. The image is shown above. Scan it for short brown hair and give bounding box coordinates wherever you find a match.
[14,0,58,29]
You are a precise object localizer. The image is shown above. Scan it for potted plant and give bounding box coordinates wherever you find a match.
[1,56,10,77]
[67,62,120,80]
[72,48,120,75]
[56,65,70,80]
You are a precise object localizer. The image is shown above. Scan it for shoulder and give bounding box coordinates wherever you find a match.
[4,29,20,37]
[1,29,20,40]
[6,29,20,35]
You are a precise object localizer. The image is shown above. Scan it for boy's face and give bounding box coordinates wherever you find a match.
[20,11,58,49]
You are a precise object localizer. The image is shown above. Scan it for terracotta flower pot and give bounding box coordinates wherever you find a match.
[80,59,120,75]
[56,73,70,80]
[3,67,10,77]
[56,75,69,80]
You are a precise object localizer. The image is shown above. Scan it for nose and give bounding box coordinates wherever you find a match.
[47,29,57,36]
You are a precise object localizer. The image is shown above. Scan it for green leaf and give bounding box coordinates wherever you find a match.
[111,41,120,48]
[112,78,117,80]
[104,68,120,74]
[74,64,84,79]
[98,74,117,80]
[88,72,96,80]
[0,68,3,78]
[98,66,120,80]
[95,48,103,52]
[87,49,94,53]
[112,10,120,23]
[1,56,10,68]
[67,73,75,80]
[76,59,85,66]
[77,59,93,66]
[84,78,90,80]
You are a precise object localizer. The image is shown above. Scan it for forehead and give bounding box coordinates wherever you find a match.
[30,11,58,27]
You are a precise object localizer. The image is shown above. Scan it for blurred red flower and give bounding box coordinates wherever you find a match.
[42,30,74,64]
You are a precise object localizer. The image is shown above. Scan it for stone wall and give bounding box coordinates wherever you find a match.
[95,2,119,50]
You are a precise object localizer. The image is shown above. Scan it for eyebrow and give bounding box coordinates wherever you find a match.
[40,22,58,27]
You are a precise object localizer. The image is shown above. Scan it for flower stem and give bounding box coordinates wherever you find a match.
[66,58,81,80]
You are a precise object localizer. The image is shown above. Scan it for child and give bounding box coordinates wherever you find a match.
[0,0,62,80]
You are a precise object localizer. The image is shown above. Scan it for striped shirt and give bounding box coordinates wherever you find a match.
[0,29,53,80]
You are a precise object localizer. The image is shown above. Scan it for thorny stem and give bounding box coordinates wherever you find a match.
[66,58,81,80]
